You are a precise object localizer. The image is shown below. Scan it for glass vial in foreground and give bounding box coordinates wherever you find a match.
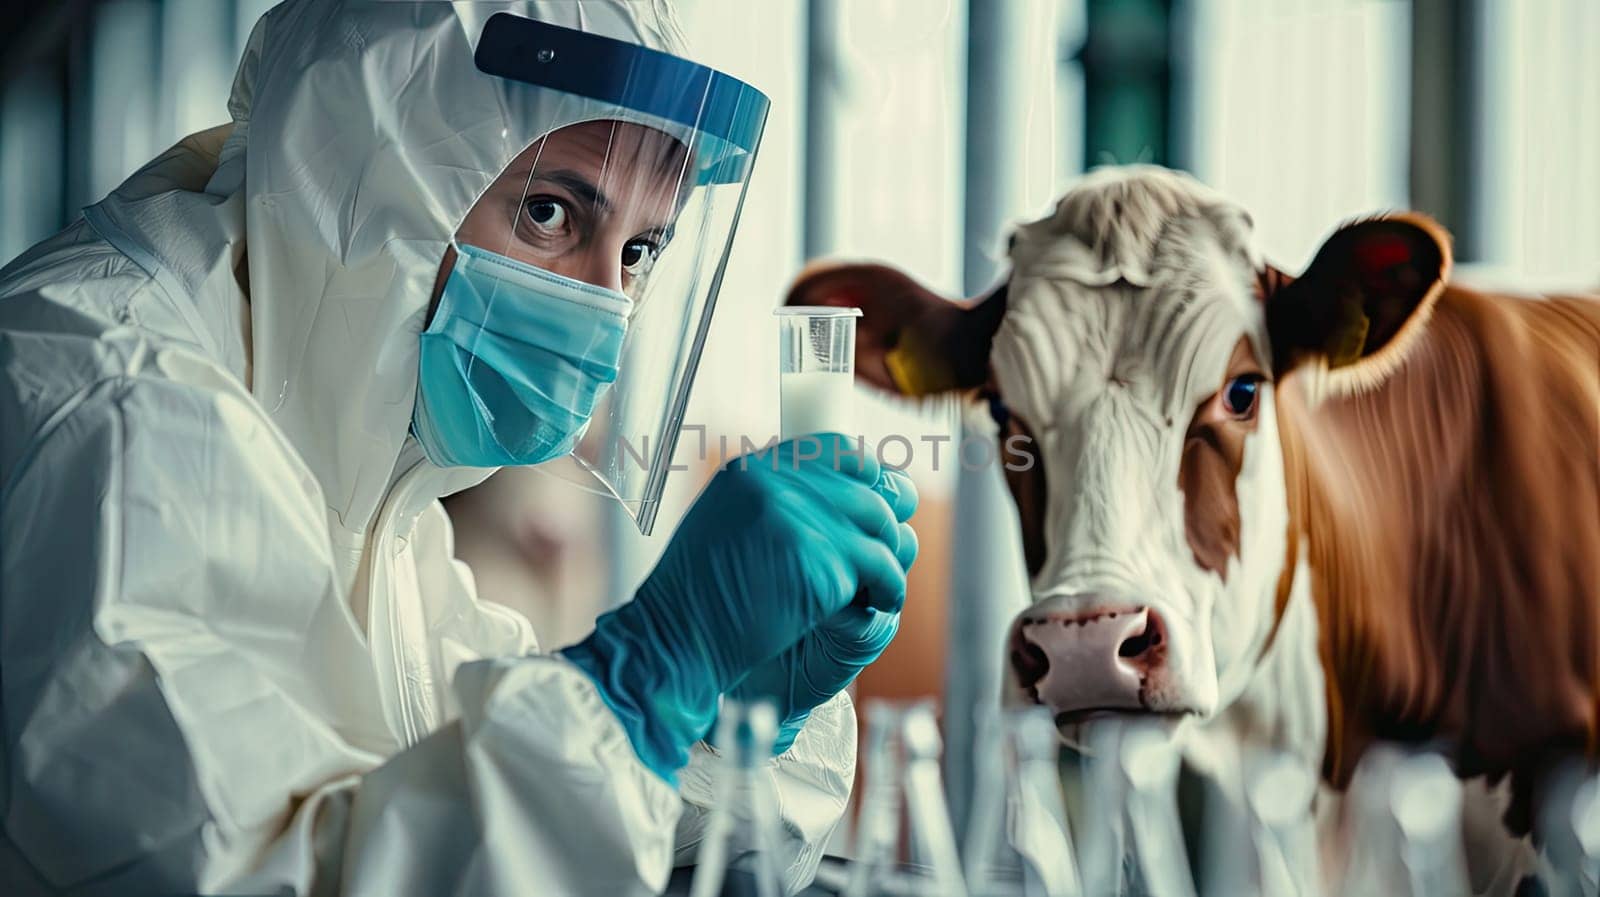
[964,705,1082,897]
[689,700,786,897]
[846,700,969,897]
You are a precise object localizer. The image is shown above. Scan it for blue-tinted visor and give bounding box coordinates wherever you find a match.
[475,13,768,186]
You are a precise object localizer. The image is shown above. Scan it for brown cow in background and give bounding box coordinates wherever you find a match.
[788,165,1600,891]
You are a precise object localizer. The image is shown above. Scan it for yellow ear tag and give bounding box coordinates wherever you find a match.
[885,331,957,396]
[1324,291,1370,368]
[886,344,932,395]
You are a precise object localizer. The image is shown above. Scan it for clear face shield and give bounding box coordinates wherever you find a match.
[414,14,768,534]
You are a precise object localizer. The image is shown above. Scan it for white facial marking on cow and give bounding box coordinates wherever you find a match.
[995,166,1291,726]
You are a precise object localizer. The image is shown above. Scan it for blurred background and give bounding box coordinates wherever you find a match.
[2,0,1596,853]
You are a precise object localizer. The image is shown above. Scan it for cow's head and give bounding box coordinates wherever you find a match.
[788,166,1450,738]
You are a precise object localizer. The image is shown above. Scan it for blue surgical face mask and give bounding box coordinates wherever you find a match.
[412,242,631,468]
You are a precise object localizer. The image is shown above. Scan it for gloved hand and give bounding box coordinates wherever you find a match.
[724,467,918,753]
[561,434,915,784]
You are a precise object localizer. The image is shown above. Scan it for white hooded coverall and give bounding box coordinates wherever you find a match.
[0,2,854,894]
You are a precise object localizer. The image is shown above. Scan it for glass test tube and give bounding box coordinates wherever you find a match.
[1119,723,1196,897]
[690,700,786,897]
[964,705,1081,897]
[846,700,969,897]
[1338,745,1469,897]
[1245,751,1322,897]
[901,703,970,897]
[1076,722,1133,897]
[776,306,861,440]
[847,701,908,897]
[1540,762,1600,897]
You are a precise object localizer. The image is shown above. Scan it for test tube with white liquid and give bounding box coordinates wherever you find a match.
[776,307,861,440]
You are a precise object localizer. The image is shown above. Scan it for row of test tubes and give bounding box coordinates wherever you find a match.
[687,699,1166,897]
[830,707,1309,896]
[687,696,1600,897]
[689,700,1179,897]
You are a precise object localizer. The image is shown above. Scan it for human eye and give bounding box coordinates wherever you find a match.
[620,237,662,279]
[523,197,571,237]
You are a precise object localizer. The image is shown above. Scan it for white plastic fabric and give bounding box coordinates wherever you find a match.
[0,1,852,894]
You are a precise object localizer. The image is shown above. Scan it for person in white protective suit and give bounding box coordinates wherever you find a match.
[0,2,918,895]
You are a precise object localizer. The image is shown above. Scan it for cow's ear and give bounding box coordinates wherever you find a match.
[1264,214,1451,385]
[784,262,1007,396]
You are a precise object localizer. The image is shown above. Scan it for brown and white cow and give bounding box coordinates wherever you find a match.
[788,166,1600,855]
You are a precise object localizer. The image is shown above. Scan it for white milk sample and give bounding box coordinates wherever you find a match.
[780,371,855,439]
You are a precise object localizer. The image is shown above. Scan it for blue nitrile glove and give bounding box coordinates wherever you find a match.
[561,434,914,784]
[723,466,919,753]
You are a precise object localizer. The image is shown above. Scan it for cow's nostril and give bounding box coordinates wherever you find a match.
[1118,628,1152,658]
[1117,611,1164,659]
[1011,640,1050,691]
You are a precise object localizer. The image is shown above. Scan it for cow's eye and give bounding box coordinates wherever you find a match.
[1223,375,1262,418]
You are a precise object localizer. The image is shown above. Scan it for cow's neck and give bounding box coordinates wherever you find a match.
[1275,286,1600,829]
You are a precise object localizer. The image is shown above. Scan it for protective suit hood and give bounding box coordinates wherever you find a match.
[159,0,688,592]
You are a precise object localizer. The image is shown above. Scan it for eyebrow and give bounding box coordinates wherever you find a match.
[531,169,613,215]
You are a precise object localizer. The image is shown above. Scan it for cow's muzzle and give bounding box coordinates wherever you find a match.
[1007,600,1171,724]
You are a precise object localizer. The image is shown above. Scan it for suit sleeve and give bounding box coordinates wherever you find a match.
[0,375,681,897]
